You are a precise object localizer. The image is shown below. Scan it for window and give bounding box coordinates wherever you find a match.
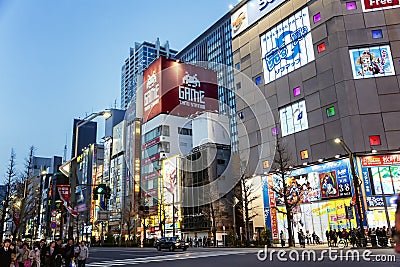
[293,87,301,97]
[326,106,336,117]
[271,127,279,136]
[236,82,241,90]
[317,43,326,53]
[313,13,321,23]
[143,125,170,143]
[255,76,262,85]
[369,135,381,146]
[346,1,357,10]
[217,159,226,165]
[372,29,383,39]
[300,150,309,160]
[235,62,240,70]
[178,127,193,136]
[238,112,244,119]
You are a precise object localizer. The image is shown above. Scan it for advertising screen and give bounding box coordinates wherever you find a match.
[143,57,219,123]
[349,45,395,79]
[260,7,314,84]
[319,171,339,199]
[231,0,287,38]
[361,0,400,12]
[279,100,308,137]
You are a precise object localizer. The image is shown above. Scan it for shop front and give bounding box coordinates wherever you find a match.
[360,154,400,229]
[263,158,357,243]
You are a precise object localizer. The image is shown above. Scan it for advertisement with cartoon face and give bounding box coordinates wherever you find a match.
[349,45,395,79]
[319,171,339,199]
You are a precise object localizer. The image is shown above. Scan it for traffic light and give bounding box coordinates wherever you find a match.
[105,186,111,199]
[93,184,107,200]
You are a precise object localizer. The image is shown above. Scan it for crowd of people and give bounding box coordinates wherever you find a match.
[0,238,89,267]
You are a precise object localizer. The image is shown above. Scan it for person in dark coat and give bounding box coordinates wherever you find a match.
[64,239,75,267]
[0,239,13,267]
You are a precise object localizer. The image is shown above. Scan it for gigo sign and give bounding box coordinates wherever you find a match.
[361,0,400,12]
[260,7,315,84]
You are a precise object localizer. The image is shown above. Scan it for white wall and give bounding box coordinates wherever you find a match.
[192,112,230,147]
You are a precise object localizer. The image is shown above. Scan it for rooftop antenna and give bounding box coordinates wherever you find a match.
[63,133,67,163]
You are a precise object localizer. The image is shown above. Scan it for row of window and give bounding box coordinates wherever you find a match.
[143,125,170,143]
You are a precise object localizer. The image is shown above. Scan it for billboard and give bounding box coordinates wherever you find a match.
[112,121,125,156]
[231,0,287,38]
[261,7,315,84]
[349,45,395,79]
[162,155,180,203]
[361,0,400,12]
[362,154,400,167]
[142,56,219,123]
[279,100,308,137]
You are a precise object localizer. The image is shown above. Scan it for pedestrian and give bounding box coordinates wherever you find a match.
[325,230,330,246]
[18,243,30,267]
[298,229,305,248]
[29,245,40,267]
[39,240,46,267]
[54,239,63,267]
[280,230,285,247]
[370,227,377,247]
[45,241,56,267]
[0,239,13,267]
[64,239,75,267]
[306,231,311,245]
[75,241,88,267]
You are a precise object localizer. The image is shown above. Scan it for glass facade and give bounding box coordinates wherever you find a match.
[121,39,177,110]
[177,14,238,152]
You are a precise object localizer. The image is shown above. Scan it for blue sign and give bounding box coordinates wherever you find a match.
[260,7,315,84]
[262,177,273,231]
[366,195,398,207]
[51,222,57,229]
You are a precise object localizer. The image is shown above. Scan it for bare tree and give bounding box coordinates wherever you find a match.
[122,198,136,246]
[270,139,302,247]
[0,149,17,242]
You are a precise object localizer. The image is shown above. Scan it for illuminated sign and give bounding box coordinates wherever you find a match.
[279,100,308,137]
[260,7,315,84]
[142,56,218,123]
[362,154,400,167]
[231,0,287,38]
[361,0,400,12]
[349,45,395,79]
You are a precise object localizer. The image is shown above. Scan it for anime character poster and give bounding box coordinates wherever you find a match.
[349,45,395,79]
[319,171,339,199]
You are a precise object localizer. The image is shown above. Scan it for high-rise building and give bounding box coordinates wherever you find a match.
[176,13,238,152]
[71,119,97,158]
[121,38,178,110]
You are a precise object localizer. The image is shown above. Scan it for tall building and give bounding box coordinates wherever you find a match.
[176,13,238,152]
[121,38,178,110]
[71,119,97,158]
[231,0,400,242]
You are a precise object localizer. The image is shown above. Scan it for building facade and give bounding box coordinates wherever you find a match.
[231,0,400,238]
[177,13,239,152]
[121,38,177,110]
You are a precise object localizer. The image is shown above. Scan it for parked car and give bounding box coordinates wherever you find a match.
[154,237,189,252]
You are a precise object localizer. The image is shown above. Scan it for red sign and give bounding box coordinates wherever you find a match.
[143,171,160,181]
[142,153,161,165]
[362,154,400,167]
[57,185,71,204]
[13,211,20,225]
[142,137,161,149]
[267,175,279,240]
[362,0,400,11]
[142,56,219,123]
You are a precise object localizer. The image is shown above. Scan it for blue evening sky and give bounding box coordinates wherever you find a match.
[0,0,236,177]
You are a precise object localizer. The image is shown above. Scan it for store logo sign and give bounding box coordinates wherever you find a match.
[362,0,400,12]
[261,7,315,84]
[259,0,279,11]
[144,71,160,112]
[179,72,206,109]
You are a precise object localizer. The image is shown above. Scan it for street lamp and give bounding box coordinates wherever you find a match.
[334,138,363,229]
[68,109,112,239]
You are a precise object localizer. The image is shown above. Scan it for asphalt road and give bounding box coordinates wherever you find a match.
[86,246,400,267]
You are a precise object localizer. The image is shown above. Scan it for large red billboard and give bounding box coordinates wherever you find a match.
[362,0,400,11]
[142,56,219,123]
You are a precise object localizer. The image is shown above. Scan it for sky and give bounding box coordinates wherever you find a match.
[0,0,236,178]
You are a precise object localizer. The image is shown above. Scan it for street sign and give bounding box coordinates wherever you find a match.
[346,206,354,220]
[97,211,110,222]
[51,222,57,229]
[51,210,57,217]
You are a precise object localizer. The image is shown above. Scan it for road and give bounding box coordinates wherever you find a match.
[86,246,400,267]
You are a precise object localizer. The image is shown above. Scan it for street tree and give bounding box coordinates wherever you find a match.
[0,149,17,243]
[269,139,302,247]
[122,198,136,246]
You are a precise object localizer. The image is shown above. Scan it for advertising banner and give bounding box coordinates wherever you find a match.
[361,0,400,12]
[279,100,309,137]
[261,7,314,84]
[349,45,395,79]
[142,57,219,123]
[231,0,287,38]
[162,155,180,203]
[362,154,400,167]
[112,121,125,156]
[264,175,279,240]
[319,171,339,199]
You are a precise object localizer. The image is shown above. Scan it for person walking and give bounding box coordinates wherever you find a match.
[45,241,56,267]
[29,245,41,267]
[39,240,46,267]
[54,239,63,267]
[64,239,75,267]
[75,241,89,267]
[0,239,13,267]
[325,230,330,246]
[280,230,285,247]
[18,243,30,267]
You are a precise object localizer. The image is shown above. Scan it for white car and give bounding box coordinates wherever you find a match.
[183,72,200,87]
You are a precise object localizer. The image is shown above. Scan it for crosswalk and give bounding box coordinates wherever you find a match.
[86,250,251,266]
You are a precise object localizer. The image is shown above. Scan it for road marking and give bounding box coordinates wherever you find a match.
[87,251,250,266]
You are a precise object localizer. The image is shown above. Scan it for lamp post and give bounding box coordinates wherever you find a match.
[68,110,112,239]
[334,138,363,229]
